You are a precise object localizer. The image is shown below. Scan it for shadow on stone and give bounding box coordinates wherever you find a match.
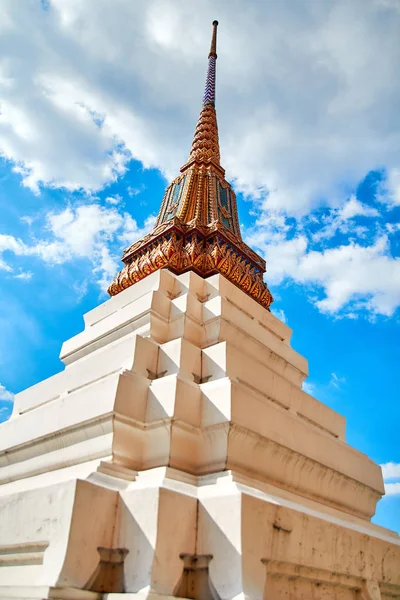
[84,546,129,593]
[174,553,220,600]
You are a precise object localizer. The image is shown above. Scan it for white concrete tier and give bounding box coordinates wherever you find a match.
[0,269,398,598]
[0,469,398,599]
[0,270,381,519]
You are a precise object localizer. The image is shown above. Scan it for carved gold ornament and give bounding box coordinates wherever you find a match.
[108,21,273,311]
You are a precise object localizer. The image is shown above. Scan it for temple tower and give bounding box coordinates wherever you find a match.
[108,21,273,311]
[0,21,399,600]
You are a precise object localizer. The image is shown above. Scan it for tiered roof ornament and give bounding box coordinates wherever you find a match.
[108,21,273,310]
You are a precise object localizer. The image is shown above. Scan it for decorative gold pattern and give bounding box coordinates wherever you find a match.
[108,220,273,309]
[186,104,220,166]
[108,22,273,310]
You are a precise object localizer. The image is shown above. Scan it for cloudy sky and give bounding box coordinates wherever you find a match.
[0,0,399,531]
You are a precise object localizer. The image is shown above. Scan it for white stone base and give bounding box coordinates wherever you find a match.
[0,467,399,599]
[0,270,399,599]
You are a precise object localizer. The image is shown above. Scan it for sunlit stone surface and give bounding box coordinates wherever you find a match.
[0,269,399,599]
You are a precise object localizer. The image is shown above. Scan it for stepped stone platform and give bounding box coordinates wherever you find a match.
[0,269,399,599]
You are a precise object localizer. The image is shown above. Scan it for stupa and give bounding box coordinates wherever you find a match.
[108,21,273,311]
[0,21,399,600]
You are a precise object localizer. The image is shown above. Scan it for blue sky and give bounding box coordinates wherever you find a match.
[0,0,399,532]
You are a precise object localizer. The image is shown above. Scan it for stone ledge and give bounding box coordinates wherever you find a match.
[0,541,48,567]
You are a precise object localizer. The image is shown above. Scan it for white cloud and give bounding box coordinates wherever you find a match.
[311,196,380,242]
[105,195,122,205]
[340,196,379,220]
[0,234,26,254]
[0,0,399,209]
[14,271,33,280]
[20,216,34,227]
[298,237,400,316]
[246,228,308,286]
[384,483,400,496]
[379,169,400,206]
[271,308,287,324]
[380,463,400,496]
[127,186,145,197]
[0,257,12,272]
[330,373,346,389]
[386,222,400,233]
[0,404,13,423]
[72,279,89,301]
[0,384,14,402]
[0,203,156,291]
[119,214,157,247]
[93,246,120,291]
[40,204,124,261]
[302,381,315,396]
[381,462,400,480]
[251,223,400,317]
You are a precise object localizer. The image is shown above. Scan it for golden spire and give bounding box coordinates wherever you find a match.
[108,22,273,310]
[186,20,220,167]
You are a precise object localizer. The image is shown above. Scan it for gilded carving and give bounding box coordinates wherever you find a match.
[107,19,274,311]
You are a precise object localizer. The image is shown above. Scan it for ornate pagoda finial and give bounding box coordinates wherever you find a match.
[187,20,220,167]
[204,20,218,103]
[209,20,218,58]
[108,21,274,311]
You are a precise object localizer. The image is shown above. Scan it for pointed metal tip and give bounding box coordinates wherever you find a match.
[209,20,219,59]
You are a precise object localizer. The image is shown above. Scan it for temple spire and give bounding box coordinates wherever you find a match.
[209,19,218,57]
[186,20,221,167]
[203,20,218,105]
[108,21,273,311]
